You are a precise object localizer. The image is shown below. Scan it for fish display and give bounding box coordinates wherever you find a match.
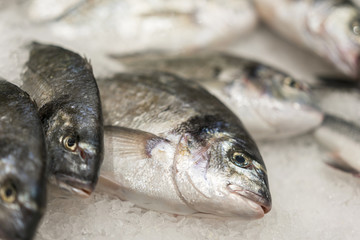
[314,114,360,174]
[97,71,271,219]
[254,0,360,79]
[111,52,323,140]
[21,42,104,197]
[25,0,257,52]
[0,79,47,240]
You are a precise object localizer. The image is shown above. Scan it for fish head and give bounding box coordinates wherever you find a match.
[44,100,104,197]
[0,138,46,240]
[225,64,323,139]
[323,6,360,78]
[174,131,271,219]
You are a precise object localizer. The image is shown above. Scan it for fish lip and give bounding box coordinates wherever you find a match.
[227,184,272,214]
[54,174,94,198]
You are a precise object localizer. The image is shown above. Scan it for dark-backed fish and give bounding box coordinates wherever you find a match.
[111,51,323,140]
[0,79,47,240]
[22,42,104,197]
[98,71,271,219]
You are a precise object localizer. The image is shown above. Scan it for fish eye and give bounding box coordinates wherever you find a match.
[282,77,300,89]
[351,19,360,35]
[0,181,17,204]
[213,66,222,77]
[63,135,78,152]
[230,152,252,168]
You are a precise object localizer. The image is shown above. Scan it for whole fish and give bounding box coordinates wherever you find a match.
[26,0,257,52]
[314,114,360,174]
[22,42,104,197]
[98,71,271,219]
[0,79,47,240]
[254,0,360,79]
[110,52,324,140]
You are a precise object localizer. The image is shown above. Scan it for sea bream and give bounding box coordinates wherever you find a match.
[111,52,323,140]
[21,42,104,197]
[314,114,360,175]
[25,0,257,52]
[97,71,271,219]
[254,0,360,79]
[0,79,47,240]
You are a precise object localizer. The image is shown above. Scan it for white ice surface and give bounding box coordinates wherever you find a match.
[0,2,359,240]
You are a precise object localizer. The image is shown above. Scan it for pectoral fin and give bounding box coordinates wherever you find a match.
[104,125,167,162]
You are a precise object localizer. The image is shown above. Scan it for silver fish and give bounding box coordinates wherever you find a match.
[111,51,324,140]
[0,79,47,240]
[21,42,104,197]
[98,71,271,219]
[352,0,360,8]
[26,0,257,52]
[314,114,360,174]
[254,0,360,78]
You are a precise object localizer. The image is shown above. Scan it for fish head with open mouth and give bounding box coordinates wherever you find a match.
[42,100,104,197]
[0,139,46,240]
[173,117,271,219]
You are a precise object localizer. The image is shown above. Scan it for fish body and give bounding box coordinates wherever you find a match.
[314,114,360,173]
[0,79,47,240]
[26,0,257,52]
[21,42,104,197]
[111,52,323,140]
[254,0,360,79]
[98,71,271,219]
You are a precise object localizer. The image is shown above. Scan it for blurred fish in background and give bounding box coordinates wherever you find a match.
[254,0,360,79]
[24,0,258,52]
[314,114,360,175]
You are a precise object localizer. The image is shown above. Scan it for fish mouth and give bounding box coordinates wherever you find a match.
[227,184,271,214]
[54,174,94,198]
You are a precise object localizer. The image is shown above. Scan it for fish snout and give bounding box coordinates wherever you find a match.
[227,184,272,215]
[55,174,95,197]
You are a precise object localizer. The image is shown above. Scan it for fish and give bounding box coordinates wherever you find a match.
[110,51,324,140]
[21,42,104,197]
[352,0,360,8]
[25,0,257,52]
[97,71,271,219]
[0,79,47,240]
[254,0,360,79]
[314,114,360,175]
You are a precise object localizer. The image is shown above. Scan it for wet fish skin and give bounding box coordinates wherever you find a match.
[314,114,360,174]
[22,42,104,197]
[111,52,323,140]
[98,71,271,218]
[254,0,360,79]
[0,79,47,240]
